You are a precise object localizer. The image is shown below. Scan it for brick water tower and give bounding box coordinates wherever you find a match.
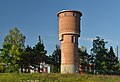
[57,10,82,74]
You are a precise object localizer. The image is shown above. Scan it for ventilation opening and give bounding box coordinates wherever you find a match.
[73,13,77,16]
[71,36,75,43]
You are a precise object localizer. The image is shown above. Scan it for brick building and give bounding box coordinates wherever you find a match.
[57,10,82,74]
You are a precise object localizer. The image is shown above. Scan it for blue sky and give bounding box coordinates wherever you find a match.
[0,0,120,57]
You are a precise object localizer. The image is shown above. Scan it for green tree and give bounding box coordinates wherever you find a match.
[0,49,6,73]
[107,46,119,71]
[78,46,89,71]
[32,36,47,72]
[20,45,33,73]
[91,36,108,74]
[20,36,48,73]
[50,44,61,73]
[0,27,25,72]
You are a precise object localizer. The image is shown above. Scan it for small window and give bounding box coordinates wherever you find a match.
[64,13,67,16]
[71,36,75,43]
[73,13,77,16]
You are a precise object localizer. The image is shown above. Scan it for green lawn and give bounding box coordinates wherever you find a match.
[0,73,120,82]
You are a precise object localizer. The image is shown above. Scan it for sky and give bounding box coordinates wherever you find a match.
[0,0,120,57]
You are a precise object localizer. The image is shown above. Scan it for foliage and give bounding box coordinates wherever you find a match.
[91,36,107,53]
[49,44,61,73]
[91,36,108,73]
[20,36,48,73]
[0,27,26,73]
[32,36,47,73]
[91,36,119,74]
[107,46,119,71]
[20,45,33,73]
[78,46,89,71]
[33,36,47,64]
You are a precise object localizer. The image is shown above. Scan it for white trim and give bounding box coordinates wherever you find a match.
[57,10,82,17]
[59,32,80,36]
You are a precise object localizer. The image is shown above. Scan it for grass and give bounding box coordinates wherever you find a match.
[0,73,120,82]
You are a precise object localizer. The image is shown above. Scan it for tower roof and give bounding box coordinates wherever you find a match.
[57,10,82,17]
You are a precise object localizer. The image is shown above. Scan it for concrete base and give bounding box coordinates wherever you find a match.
[61,64,78,74]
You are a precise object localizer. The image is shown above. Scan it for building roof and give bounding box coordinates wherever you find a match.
[57,10,82,17]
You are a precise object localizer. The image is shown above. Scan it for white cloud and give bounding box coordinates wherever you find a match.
[106,39,119,46]
[80,37,120,46]
[80,37,95,42]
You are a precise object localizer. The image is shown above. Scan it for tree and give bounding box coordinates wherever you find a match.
[78,46,95,73]
[78,46,89,71]
[32,36,47,72]
[0,27,26,72]
[50,44,61,73]
[20,45,33,73]
[19,36,48,73]
[107,46,119,71]
[0,49,6,73]
[91,36,107,53]
[91,36,108,74]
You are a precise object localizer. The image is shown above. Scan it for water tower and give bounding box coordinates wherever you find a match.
[57,10,82,74]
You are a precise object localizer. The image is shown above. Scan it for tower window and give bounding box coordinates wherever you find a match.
[73,13,77,16]
[71,36,75,43]
[64,13,67,16]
